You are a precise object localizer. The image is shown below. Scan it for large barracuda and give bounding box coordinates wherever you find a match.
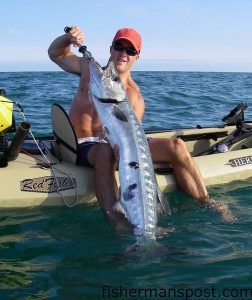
[81,48,167,241]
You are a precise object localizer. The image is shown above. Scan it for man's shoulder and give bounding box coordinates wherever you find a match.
[128,77,141,94]
[126,80,144,108]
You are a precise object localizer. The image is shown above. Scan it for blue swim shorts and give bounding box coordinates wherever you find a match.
[76,137,108,167]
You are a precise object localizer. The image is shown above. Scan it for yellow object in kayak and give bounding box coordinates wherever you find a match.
[0,95,13,132]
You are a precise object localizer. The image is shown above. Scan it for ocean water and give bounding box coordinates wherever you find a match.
[0,71,252,299]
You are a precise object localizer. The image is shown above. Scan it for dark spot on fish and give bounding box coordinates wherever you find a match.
[129,162,139,169]
[112,106,128,122]
[97,97,119,104]
[130,183,137,189]
[123,183,137,201]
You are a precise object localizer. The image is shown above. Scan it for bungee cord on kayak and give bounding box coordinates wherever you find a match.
[0,90,79,207]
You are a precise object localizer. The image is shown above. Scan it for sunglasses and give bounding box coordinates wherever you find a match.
[113,42,139,56]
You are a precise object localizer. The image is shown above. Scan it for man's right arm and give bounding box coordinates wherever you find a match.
[48,27,84,75]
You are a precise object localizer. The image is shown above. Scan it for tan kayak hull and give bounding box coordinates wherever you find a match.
[1,125,252,207]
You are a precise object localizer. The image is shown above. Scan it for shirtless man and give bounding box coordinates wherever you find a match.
[48,26,234,224]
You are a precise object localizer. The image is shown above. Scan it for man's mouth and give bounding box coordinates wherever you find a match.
[117,57,127,63]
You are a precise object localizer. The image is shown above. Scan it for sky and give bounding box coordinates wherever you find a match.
[1,0,252,72]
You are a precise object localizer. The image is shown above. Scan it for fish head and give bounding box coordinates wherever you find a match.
[89,58,126,102]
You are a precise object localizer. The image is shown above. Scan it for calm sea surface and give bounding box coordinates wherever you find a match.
[0,71,252,299]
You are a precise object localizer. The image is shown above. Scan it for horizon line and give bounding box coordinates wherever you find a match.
[1,58,252,73]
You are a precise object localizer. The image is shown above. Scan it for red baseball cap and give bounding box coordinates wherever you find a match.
[113,28,142,53]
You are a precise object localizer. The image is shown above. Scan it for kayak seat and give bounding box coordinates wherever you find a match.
[51,104,78,165]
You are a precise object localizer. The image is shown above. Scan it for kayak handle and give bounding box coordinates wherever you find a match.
[64,26,87,54]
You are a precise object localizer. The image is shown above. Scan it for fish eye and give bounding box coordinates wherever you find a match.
[113,76,119,82]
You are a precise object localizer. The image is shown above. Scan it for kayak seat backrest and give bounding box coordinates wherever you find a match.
[51,104,78,165]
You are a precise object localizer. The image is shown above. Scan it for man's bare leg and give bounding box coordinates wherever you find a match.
[88,143,118,211]
[149,138,208,198]
[149,138,236,221]
[88,143,133,231]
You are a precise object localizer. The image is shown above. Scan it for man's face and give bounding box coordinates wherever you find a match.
[110,39,139,74]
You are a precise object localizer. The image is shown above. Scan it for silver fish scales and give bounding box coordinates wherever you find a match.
[86,54,158,241]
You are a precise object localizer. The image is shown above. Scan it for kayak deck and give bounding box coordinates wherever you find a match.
[1,122,252,207]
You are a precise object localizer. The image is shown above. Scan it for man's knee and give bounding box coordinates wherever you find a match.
[158,138,190,161]
[172,138,187,152]
[149,137,190,163]
[171,138,191,161]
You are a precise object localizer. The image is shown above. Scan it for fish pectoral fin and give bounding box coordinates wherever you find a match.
[155,177,171,216]
[157,197,171,217]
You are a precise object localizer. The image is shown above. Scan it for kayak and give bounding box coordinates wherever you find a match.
[1,98,252,208]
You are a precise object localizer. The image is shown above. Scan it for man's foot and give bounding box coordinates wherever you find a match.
[202,197,237,222]
[156,227,175,238]
[211,201,237,222]
[106,210,133,233]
